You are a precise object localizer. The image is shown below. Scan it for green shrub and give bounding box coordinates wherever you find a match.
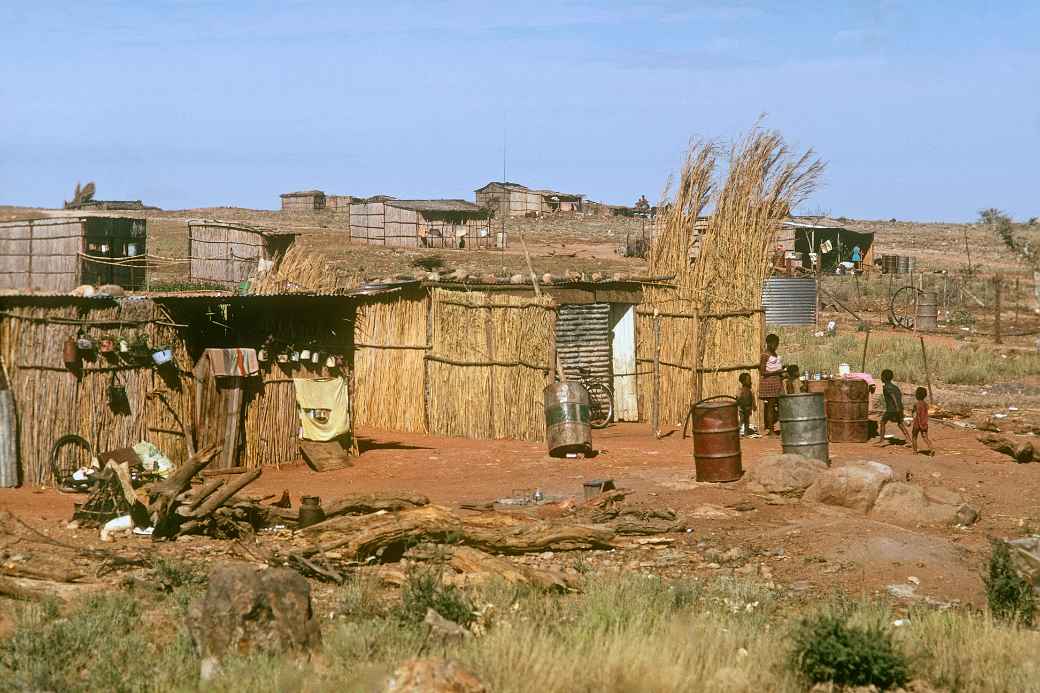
[790,613,910,690]
[396,568,474,626]
[152,557,206,591]
[985,540,1036,626]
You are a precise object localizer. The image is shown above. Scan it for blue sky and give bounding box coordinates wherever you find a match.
[1,1,1037,221]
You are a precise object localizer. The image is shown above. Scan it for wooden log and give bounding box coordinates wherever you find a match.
[301,505,463,559]
[459,512,616,554]
[301,492,431,530]
[187,468,262,519]
[0,564,86,583]
[445,545,574,592]
[201,465,249,477]
[148,445,222,530]
[0,576,101,602]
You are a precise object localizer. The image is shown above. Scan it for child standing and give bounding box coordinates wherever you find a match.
[912,386,934,455]
[785,364,807,394]
[877,369,911,444]
[736,372,757,436]
[758,333,784,435]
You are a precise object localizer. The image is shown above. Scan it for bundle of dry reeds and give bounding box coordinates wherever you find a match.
[427,289,554,442]
[249,246,359,295]
[642,128,823,418]
[353,294,429,433]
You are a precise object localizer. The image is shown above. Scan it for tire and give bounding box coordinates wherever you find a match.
[585,381,614,429]
[50,434,93,493]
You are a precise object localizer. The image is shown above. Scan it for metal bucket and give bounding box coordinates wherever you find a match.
[779,392,829,463]
[544,382,592,456]
[916,291,938,331]
[691,396,742,482]
[825,379,870,443]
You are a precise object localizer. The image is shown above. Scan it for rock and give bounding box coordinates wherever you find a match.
[423,608,470,642]
[427,272,441,282]
[803,460,894,513]
[978,433,1035,463]
[188,562,321,670]
[97,284,126,297]
[449,270,469,281]
[509,273,525,285]
[722,547,746,563]
[384,658,487,693]
[870,482,979,526]
[541,273,554,284]
[481,273,497,284]
[887,583,917,599]
[691,504,737,519]
[1003,536,1040,594]
[956,504,979,526]
[745,453,828,496]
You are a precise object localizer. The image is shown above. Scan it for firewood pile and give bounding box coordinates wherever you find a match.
[254,488,686,590]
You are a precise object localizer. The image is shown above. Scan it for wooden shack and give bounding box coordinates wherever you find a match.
[280,190,326,212]
[325,195,353,214]
[0,216,147,292]
[188,220,297,287]
[475,182,584,217]
[349,199,494,248]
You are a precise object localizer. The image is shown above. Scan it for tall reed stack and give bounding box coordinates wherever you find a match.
[642,128,823,421]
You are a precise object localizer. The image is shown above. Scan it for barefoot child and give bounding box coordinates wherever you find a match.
[784,364,806,394]
[877,369,911,444]
[736,372,756,436]
[758,333,784,435]
[912,386,934,455]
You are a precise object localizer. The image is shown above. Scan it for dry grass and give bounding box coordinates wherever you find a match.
[5,573,1040,692]
[249,245,359,295]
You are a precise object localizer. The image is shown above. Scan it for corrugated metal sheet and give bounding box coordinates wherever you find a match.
[556,303,612,381]
[763,277,817,326]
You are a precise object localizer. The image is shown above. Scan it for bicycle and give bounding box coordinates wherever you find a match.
[572,366,614,429]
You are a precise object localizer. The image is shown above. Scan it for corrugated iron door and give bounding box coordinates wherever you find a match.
[556,302,612,383]
[762,277,817,326]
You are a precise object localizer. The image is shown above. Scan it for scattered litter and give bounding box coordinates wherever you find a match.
[907,576,920,586]
[887,583,917,599]
[893,618,910,627]
[100,514,133,542]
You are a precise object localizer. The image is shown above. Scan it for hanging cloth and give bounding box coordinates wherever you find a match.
[293,377,350,442]
[197,348,260,378]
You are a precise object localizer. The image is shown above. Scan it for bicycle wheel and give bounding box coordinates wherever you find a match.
[585,381,614,429]
[50,434,93,493]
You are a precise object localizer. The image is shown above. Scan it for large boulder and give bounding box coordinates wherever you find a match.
[870,482,979,527]
[803,460,894,513]
[188,562,321,675]
[745,453,828,496]
[1004,537,1040,594]
[384,658,487,693]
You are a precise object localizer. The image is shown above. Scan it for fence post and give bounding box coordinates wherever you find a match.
[652,316,661,435]
[994,275,1003,345]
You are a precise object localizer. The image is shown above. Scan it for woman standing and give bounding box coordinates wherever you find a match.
[759,333,784,434]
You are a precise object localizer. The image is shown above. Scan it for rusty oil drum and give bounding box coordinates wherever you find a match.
[825,378,870,443]
[543,382,592,456]
[691,396,743,482]
[916,291,938,331]
[779,392,829,464]
[806,378,830,395]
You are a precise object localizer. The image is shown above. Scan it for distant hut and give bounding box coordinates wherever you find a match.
[280,190,326,212]
[188,220,297,287]
[475,182,584,217]
[0,217,147,292]
[350,199,495,248]
[325,195,354,214]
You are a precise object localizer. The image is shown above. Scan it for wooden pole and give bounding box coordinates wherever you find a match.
[964,228,973,275]
[919,336,933,404]
[994,274,1003,345]
[651,316,661,435]
[1015,277,1020,328]
[814,255,821,328]
[860,329,871,373]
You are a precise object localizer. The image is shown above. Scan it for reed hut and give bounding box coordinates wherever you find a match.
[349,199,494,249]
[475,182,585,218]
[0,290,382,486]
[280,190,326,212]
[188,220,297,287]
[325,195,354,214]
[0,217,147,292]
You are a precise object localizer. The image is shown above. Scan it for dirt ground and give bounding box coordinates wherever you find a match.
[2,420,1034,610]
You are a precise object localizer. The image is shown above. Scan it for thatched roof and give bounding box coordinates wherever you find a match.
[387,199,488,214]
